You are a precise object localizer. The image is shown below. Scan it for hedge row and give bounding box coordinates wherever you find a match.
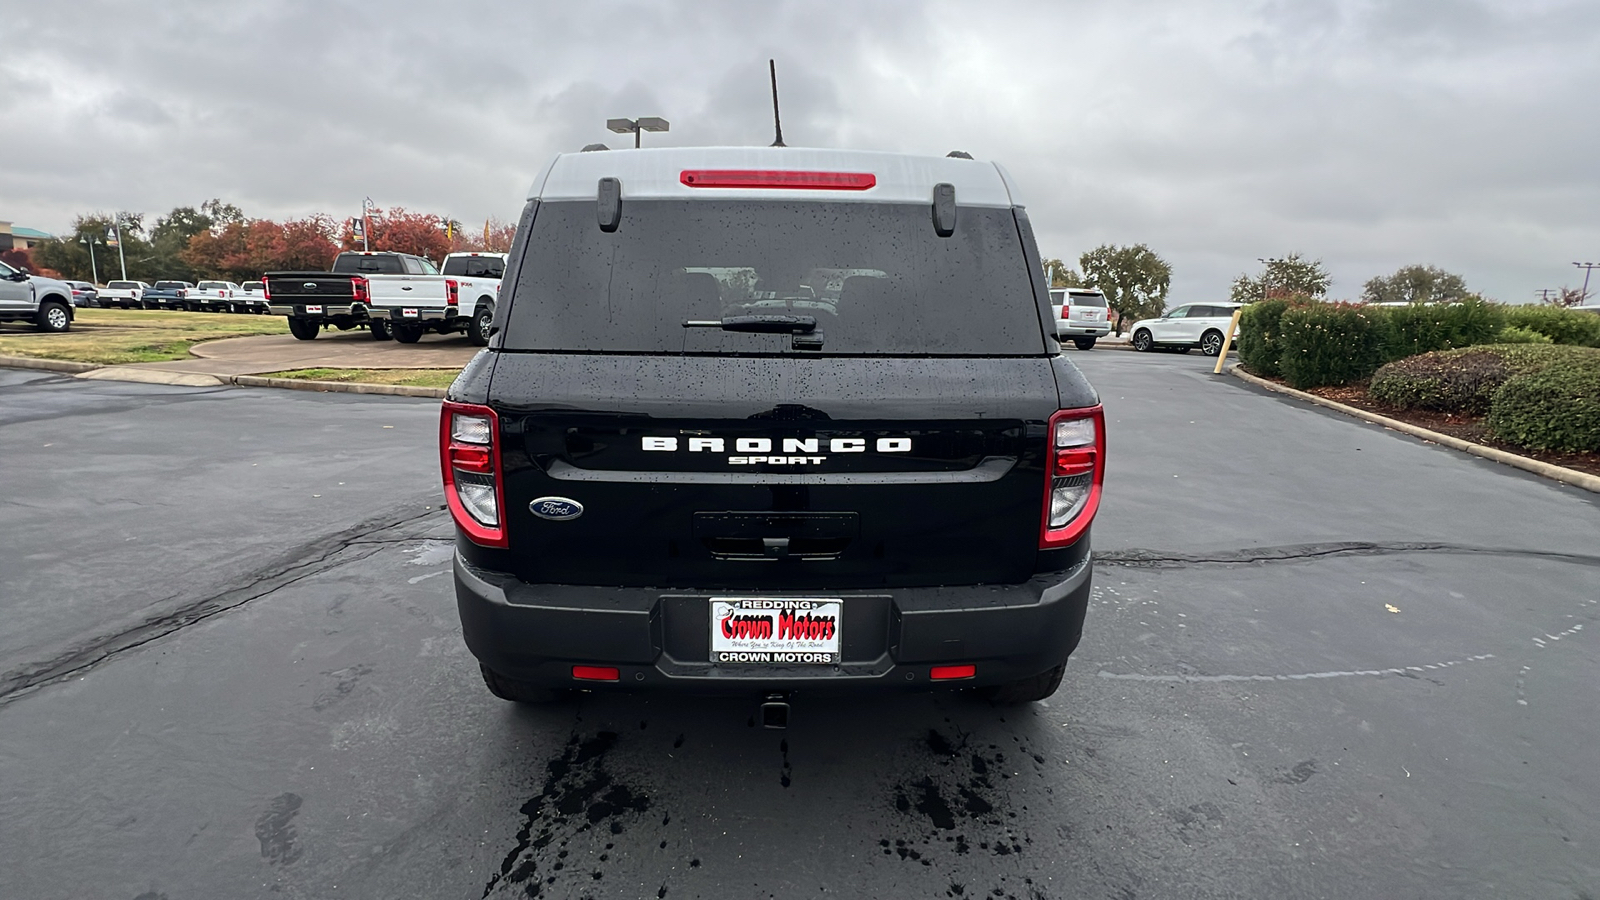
[1368,345,1600,452]
[1238,299,1600,389]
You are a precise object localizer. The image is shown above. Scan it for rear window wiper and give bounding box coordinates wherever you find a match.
[683,314,817,334]
[682,315,824,350]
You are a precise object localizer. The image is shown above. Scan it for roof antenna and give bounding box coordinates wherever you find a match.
[769,59,786,147]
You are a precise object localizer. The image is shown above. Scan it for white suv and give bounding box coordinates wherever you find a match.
[1049,288,1110,350]
[1128,302,1241,356]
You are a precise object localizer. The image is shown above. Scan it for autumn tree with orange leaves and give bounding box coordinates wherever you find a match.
[339,207,452,262]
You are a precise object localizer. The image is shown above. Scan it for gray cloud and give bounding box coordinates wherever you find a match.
[3,0,1597,303]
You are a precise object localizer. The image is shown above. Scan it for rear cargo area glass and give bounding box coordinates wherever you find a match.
[501,200,1047,356]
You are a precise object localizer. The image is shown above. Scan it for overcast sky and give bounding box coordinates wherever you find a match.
[5,0,1598,303]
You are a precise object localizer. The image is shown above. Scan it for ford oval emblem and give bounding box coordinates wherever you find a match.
[529,497,584,521]
[302,282,318,289]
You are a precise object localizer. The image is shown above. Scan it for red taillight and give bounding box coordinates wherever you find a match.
[1060,304,1071,319]
[572,666,620,682]
[261,277,271,299]
[446,278,459,306]
[439,401,507,548]
[1040,406,1105,549]
[679,170,877,190]
[930,664,976,681]
[351,276,370,303]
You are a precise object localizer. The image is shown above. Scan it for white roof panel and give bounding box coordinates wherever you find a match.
[530,147,1017,207]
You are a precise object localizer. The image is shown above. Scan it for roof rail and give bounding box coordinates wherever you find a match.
[946,150,974,159]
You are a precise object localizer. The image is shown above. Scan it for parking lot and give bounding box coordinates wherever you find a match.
[1,351,1596,899]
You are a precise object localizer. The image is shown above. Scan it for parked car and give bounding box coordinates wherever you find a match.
[62,280,100,308]
[1049,288,1111,350]
[99,280,152,309]
[444,145,1105,712]
[1128,302,1242,356]
[141,281,194,310]
[189,281,243,312]
[0,259,75,332]
[239,281,268,313]
[265,251,492,344]
[439,252,506,346]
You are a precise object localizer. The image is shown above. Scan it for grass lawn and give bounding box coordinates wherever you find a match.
[0,308,288,364]
[259,367,461,388]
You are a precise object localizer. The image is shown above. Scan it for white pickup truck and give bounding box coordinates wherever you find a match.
[438,252,505,345]
[99,280,152,309]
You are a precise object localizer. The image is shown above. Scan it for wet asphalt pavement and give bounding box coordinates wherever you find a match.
[1,355,1597,900]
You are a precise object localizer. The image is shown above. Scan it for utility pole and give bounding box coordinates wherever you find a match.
[1534,288,1558,304]
[1574,262,1598,304]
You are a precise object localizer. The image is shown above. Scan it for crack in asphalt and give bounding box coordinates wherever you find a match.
[0,505,444,705]
[1097,541,1600,569]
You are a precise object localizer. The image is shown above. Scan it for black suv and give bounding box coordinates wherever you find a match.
[441,147,1104,708]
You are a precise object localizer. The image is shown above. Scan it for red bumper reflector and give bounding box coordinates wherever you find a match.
[680,169,877,190]
[929,664,976,681]
[572,665,620,682]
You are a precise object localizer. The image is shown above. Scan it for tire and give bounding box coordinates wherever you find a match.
[1200,330,1225,356]
[393,325,423,344]
[981,664,1066,704]
[468,306,492,347]
[369,319,392,341]
[1073,338,1096,351]
[1132,329,1153,352]
[287,317,320,341]
[479,663,566,704]
[36,301,71,333]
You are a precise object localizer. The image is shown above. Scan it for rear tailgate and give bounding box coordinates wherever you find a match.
[482,353,1058,591]
[263,273,357,304]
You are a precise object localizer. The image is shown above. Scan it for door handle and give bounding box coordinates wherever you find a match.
[401,286,413,291]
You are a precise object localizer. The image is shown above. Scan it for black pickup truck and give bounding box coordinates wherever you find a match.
[263,251,438,341]
[441,147,1104,717]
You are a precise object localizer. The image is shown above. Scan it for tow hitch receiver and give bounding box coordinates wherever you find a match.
[760,692,790,729]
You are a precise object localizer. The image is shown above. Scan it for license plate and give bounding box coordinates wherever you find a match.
[710,598,841,664]
[403,308,419,318]
[304,305,323,314]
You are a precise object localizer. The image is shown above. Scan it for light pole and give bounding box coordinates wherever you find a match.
[110,222,128,280]
[360,197,377,252]
[78,234,99,285]
[1574,262,1598,304]
[606,116,670,148]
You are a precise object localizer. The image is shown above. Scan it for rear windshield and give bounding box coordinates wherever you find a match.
[108,281,136,289]
[243,281,263,290]
[501,200,1046,356]
[442,256,506,279]
[198,282,225,289]
[155,281,189,289]
[1066,291,1106,307]
[333,254,405,275]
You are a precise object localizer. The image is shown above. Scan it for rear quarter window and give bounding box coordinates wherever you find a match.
[501,200,1047,356]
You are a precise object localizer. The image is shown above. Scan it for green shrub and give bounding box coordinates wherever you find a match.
[1381,297,1504,360]
[1369,349,1512,413]
[1487,360,1600,452]
[1502,305,1600,347]
[1236,298,1293,376]
[1277,302,1389,389]
[1495,325,1553,345]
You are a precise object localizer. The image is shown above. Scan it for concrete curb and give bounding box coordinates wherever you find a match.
[229,374,446,399]
[0,355,101,374]
[2,355,446,399]
[1228,364,1600,495]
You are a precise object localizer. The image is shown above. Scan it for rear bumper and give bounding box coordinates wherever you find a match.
[453,551,1093,695]
[1057,324,1110,337]
[377,306,458,324]
[269,303,369,318]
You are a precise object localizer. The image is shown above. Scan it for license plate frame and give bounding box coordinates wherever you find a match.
[402,308,419,318]
[710,597,841,665]
[304,304,323,314]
